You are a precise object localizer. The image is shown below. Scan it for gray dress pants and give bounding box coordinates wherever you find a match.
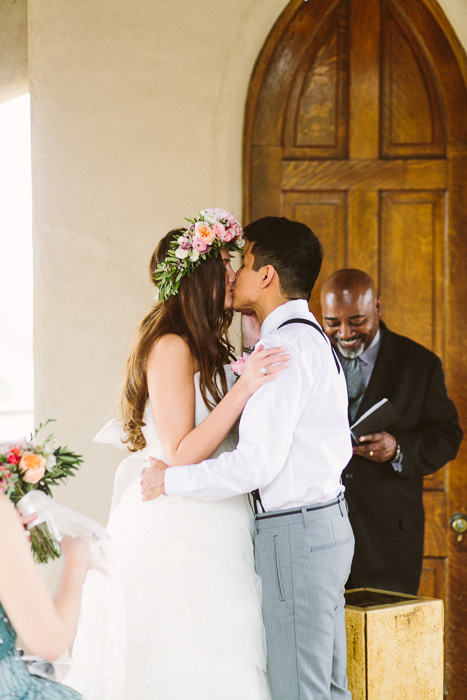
[254,496,354,700]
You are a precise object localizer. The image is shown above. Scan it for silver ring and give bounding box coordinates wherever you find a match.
[260,367,268,375]
[369,450,374,457]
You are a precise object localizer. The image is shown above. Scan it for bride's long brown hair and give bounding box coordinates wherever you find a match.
[121,230,235,451]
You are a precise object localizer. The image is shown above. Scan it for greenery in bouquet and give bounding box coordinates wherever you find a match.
[0,419,82,563]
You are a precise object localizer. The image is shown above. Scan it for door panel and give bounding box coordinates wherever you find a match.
[283,192,347,318]
[244,0,467,693]
[420,556,446,599]
[284,1,349,158]
[379,190,445,354]
[381,2,445,157]
[423,491,449,558]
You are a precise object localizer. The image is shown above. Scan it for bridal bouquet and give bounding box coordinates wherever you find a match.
[0,419,82,563]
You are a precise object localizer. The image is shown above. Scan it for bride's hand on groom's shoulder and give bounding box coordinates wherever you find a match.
[140,457,168,501]
[237,345,291,399]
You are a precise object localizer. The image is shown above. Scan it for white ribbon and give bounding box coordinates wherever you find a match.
[17,490,107,544]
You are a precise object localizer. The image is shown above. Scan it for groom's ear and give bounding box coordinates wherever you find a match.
[259,265,276,289]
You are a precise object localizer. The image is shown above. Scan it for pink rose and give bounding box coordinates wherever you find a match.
[213,222,233,242]
[231,353,251,377]
[231,357,245,377]
[193,238,208,253]
[194,221,215,245]
[212,221,225,237]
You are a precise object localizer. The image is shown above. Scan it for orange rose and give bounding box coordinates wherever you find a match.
[18,452,46,484]
[194,221,215,245]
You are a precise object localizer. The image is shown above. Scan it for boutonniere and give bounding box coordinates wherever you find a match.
[230,353,250,378]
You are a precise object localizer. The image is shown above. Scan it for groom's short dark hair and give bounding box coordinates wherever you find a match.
[243,217,323,300]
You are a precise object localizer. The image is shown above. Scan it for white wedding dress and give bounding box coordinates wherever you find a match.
[65,372,270,700]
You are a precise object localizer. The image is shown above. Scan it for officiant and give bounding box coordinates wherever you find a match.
[320,269,463,595]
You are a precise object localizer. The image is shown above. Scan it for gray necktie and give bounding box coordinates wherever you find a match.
[344,358,366,422]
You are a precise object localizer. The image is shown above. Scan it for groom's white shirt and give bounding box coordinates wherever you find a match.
[164,299,352,512]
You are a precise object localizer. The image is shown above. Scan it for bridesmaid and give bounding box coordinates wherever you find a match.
[0,493,94,699]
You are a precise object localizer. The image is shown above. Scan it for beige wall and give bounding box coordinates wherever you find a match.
[1,0,464,538]
[28,0,290,526]
[442,0,467,50]
[0,0,28,104]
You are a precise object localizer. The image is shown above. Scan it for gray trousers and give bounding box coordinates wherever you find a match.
[254,496,354,700]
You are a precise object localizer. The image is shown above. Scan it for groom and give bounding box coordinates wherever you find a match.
[141,216,354,700]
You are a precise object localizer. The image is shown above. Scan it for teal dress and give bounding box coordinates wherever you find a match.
[0,603,81,699]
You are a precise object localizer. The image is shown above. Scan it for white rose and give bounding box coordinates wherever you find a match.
[237,238,246,248]
[200,210,217,225]
[45,454,57,470]
[175,248,189,259]
[190,249,200,262]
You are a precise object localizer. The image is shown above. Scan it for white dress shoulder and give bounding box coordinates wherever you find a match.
[66,372,270,700]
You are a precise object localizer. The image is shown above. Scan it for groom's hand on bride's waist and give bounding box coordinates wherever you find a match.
[141,457,168,501]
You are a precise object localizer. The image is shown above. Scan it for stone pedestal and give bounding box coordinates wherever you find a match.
[345,588,444,699]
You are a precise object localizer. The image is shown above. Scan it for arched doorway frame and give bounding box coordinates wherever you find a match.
[243,0,467,693]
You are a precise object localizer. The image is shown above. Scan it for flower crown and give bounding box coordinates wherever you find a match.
[153,208,245,302]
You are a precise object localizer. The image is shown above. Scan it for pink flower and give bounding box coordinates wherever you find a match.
[193,238,208,253]
[7,447,22,465]
[231,354,249,377]
[194,221,215,245]
[178,235,192,250]
[232,224,242,240]
[213,221,233,243]
[212,221,225,237]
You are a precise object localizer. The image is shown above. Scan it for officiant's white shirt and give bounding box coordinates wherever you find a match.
[164,299,352,512]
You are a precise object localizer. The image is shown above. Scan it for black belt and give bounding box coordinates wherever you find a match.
[255,494,345,520]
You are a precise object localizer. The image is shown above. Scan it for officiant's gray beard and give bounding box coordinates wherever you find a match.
[336,342,365,359]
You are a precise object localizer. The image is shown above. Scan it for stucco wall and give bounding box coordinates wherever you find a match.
[0,0,28,104]
[16,0,467,544]
[28,0,291,527]
[442,0,467,50]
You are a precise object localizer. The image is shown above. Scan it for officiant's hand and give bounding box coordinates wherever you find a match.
[141,457,168,501]
[353,431,397,462]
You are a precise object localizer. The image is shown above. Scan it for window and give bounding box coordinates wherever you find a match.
[0,94,33,440]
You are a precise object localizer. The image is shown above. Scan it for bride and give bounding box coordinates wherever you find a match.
[65,209,289,700]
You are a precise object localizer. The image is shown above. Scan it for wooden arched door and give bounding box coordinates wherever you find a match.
[244,0,467,694]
